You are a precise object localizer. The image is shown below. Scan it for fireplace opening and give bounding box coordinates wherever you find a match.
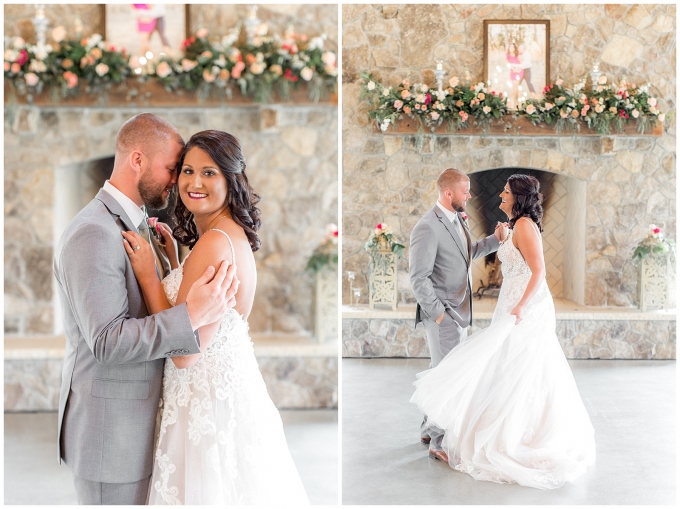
[468,167,586,305]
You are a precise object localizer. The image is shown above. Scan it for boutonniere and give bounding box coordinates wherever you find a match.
[460,212,469,227]
[147,217,165,247]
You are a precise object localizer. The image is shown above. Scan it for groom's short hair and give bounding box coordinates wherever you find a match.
[115,113,184,161]
[437,168,469,191]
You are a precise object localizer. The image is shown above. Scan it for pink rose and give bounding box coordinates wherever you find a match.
[4,62,10,72]
[63,71,78,89]
[147,217,158,228]
[155,61,172,78]
[196,28,209,38]
[393,99,403,110]
[555,79,564,86]
[431,112,440,120]
[525,104,536,115]
[653,228,661,234]
[231,60,245,79]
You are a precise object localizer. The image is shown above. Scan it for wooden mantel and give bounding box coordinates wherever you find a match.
[5,80,338,108]
[375,115,663,137]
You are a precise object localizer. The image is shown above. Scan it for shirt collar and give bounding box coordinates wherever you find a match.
[436,200,458,223]
[103,180,147,230]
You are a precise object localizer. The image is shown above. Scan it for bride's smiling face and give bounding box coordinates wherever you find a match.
[178,147,228,216]
[499,183,515,218]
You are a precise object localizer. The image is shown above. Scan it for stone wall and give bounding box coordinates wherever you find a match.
[4,104,338,336]
[342,4,676,307]
[190,4,338,51]
[342,316,676,360]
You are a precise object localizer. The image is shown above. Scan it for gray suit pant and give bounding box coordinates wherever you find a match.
[72,472,151,505]
[421,311,467,451]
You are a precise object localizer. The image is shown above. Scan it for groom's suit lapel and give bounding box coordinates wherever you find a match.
[95,189,138,233]
[432,207,469,266]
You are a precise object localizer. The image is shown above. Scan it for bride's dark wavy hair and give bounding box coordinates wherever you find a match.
[507,174,544,233]
[173,130,262,251]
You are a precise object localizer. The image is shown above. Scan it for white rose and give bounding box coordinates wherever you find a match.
[300,67,314,81]
[632,109,639,118]
[658,113,665,122]
[24,72,39,87]
[449,76,459,88]
[648,97,657,107]
[367,81,375,91]
[87,33,103,48]
[525,104,536,115]
[95,63,109,76]
[382,88,390,97]
[483,106,491,114]
[155,61,172,78]
[420,84,428,93]
[13,37,25,49]
[250,62,265,75]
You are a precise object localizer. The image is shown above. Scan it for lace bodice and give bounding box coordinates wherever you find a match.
[497,230,533,281]
[493,226,552,321]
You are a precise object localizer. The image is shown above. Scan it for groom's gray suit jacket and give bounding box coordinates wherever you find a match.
[410,206,500,328]
[54,189,201,484]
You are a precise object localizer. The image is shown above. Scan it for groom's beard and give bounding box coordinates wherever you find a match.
[138,166,170,210]
[450,198,466,213]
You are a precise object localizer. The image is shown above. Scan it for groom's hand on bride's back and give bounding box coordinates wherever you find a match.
[185,260,239,330]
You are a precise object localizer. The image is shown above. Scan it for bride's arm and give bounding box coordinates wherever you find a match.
[510,217,546,323]
[171,231,238,369]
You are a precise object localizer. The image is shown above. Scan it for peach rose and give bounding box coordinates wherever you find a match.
[403,106,412,115]
[231,61,245,79]
[24,72,39,86]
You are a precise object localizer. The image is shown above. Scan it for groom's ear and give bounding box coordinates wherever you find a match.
[129,150,145,175]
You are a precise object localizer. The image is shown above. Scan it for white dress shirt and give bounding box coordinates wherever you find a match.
[436,200,457,223]
[103,180,146,230]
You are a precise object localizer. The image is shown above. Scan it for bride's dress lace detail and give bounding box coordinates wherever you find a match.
[412,223,595,490]
[148,230,309,505]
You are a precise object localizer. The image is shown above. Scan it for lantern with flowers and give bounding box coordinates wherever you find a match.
[364,224,405,310]
[633,224,675,311]
[307,224,338,342]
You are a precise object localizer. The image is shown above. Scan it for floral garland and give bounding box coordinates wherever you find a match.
[306,223,339,273]
[361,73,666,135]
[4,32,130,100]
[4,25,337,103]
[360,72,508,134]
[517,77,665,135]
[632,224,675,262]
[151,27,337,102]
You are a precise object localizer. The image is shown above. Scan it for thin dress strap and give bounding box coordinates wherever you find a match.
[208,228,236,264]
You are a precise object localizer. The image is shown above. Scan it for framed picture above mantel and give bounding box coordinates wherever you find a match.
[483,20,550,110]
[102,4,190,60]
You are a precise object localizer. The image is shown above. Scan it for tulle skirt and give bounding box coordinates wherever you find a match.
[411,309,596,489]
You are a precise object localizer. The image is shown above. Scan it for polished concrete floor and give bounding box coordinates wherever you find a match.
[343,358,676,505]
[5,409,338,505]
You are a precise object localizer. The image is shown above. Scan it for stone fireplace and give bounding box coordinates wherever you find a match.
[5,99,338,410]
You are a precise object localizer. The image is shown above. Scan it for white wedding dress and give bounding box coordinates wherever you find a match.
[148,230,309,505]
[411,227,595,489]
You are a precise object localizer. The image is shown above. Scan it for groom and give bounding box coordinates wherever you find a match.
[55,113,239,504]
[409,168,508,462]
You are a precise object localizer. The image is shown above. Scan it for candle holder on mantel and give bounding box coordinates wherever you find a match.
[32,4,49,50]
[590,62,602,90]
[244,5,260,45]
[434,60,446,93]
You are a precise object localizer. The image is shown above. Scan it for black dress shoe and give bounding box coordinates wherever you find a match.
[421,436,431,444]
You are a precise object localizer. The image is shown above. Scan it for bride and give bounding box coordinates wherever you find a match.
[410,174,595,490]
[122,130,309,504]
